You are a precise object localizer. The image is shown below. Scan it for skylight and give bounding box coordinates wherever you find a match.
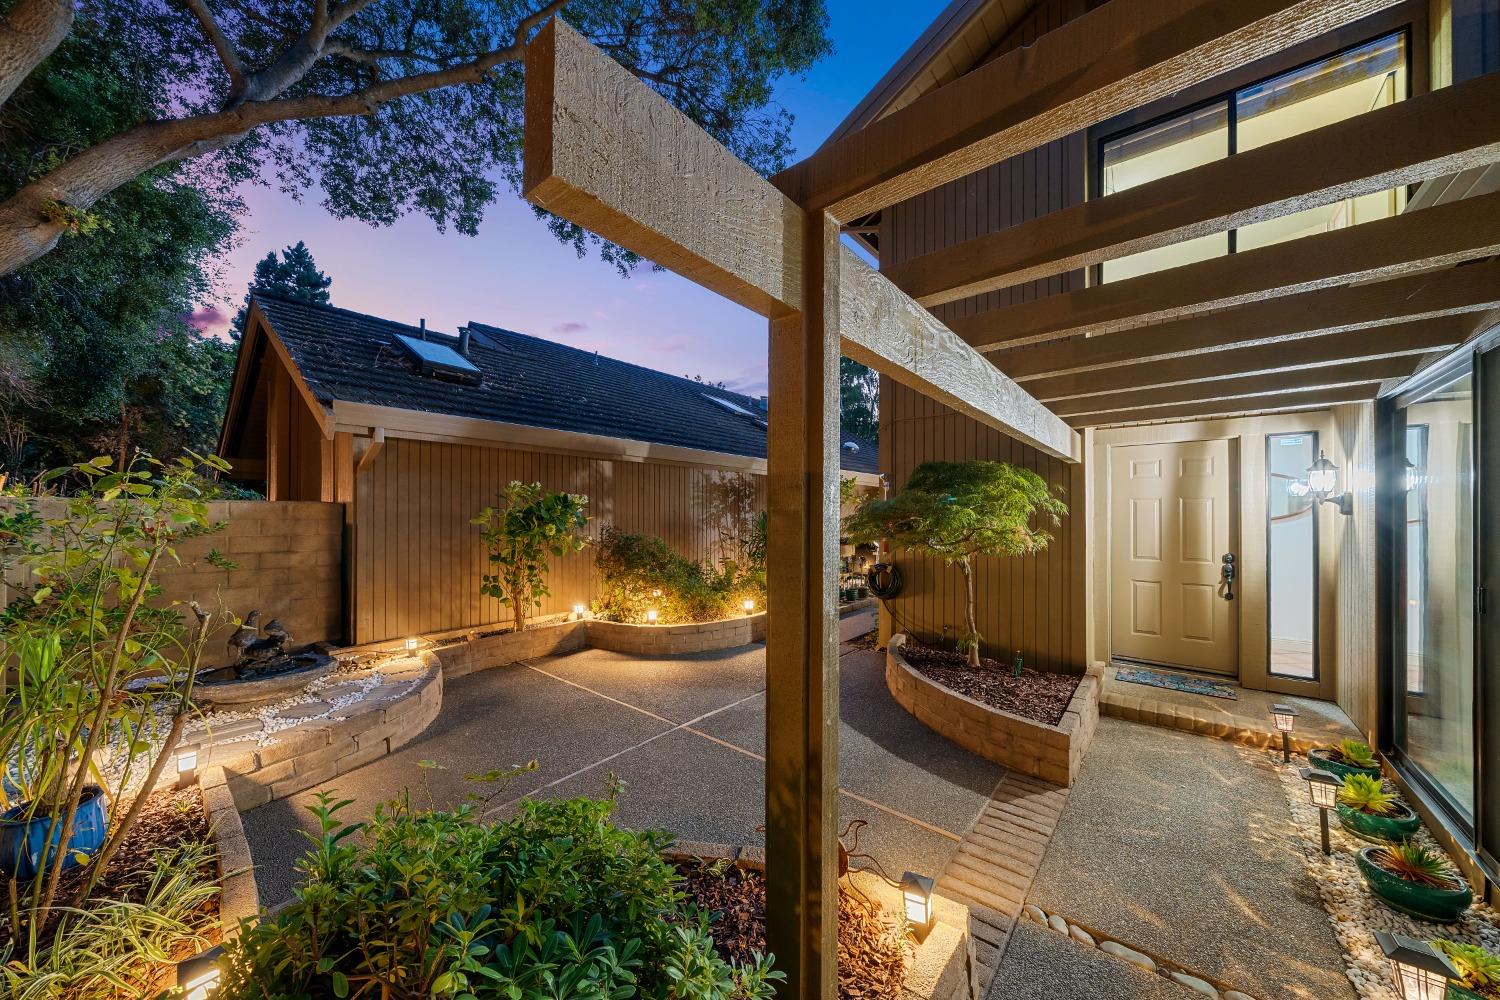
[704,393,768,429]
[394,333,481,384]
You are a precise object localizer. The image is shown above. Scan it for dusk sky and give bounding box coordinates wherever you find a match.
[198,1,938,397]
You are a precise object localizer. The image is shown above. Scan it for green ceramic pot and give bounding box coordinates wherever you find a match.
[1356,846,1473,923]
[1308,746,1381,782]
[1336,801,1423,843]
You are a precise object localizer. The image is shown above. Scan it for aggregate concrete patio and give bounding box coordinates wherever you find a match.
[241,613,1007,906]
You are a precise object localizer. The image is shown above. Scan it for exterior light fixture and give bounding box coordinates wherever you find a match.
[1270,703,1299,763]
[1306,450,1353,515]
[1299,766,1340,855]
[646,609,659,624]
[177,945,225,1000]
[572,604,587,621]
[1375,930,1458,1000]
[743,599,755,613]
[901,871,935,939]
[176,746,198,789]
[651,588,662,598]
[403,636,420,652]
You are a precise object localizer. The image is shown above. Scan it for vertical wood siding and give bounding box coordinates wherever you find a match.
[351,437,765,643]
[874,0,1094,674]
[1332,402,1381,738]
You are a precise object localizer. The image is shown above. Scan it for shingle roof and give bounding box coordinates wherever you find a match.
[251,293,879,474]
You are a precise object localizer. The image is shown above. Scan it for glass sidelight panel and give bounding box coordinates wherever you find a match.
[1267,433,1318,679]
[1399,367,1475,818]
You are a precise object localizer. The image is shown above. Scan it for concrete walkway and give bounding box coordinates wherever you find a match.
[1019,716,1355,1000]
[242,616,1004,907]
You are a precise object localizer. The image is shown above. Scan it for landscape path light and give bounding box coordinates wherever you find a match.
[1270,703,1299,763]
[743,598,755,613]
[176,745,199,790]
[403,636,420,653]
[1299,766,1340,855]
[901,870,935,941]
[646,609,659,624]
[573,604,586,621]
[1375,930,1458,1000]
[177,945,226,1000]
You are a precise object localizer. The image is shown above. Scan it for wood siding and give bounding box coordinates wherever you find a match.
[878,379,1086,674]
[351,436,765,643]
[1332,402,1381,739]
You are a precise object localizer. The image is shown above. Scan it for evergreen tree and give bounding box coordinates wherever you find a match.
[232,241,333,336]
[840,357,879,441]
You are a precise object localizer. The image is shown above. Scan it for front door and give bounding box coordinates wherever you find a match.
[1110,439,1238,675]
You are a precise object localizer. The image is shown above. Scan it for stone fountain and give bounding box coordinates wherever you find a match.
[195,612,339,710]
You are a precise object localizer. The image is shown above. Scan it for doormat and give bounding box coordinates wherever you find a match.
[1113,665,1238,700]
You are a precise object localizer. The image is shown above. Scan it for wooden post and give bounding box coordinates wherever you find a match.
[765,210,840,1000]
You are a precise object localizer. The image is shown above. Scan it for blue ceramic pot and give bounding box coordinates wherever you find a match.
[0,784,108,881]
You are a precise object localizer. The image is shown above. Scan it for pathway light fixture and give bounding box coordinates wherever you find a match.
[1298,766,1340,855]
[1375,931,1458,1000]
[901,870,935,940]
[1270,703,1299,763]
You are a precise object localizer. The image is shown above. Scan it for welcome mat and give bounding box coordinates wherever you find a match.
[1113,664,1238,700]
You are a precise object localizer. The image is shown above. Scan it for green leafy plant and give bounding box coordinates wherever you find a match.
[472,482,589,633]
[592,527,757,624]
[1375,841,1462,888]
[216,790,782,1000]
[1333,738,1378,769]
[0,452,227,942]
[844,461,1067,667]
[1433,940,1500,992]
[1338,774,1397,816]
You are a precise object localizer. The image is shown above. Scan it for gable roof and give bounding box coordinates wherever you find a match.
[247,293,879,474]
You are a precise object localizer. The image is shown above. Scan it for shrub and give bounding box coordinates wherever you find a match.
[1338,774,1397,816]
[592,527,761,624]
[216,791,781,1000]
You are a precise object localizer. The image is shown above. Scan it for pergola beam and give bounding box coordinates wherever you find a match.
[523,17,1078,462]
[995,260,1500,381]
[1069,382,1386,427]
[885,71,1500,307]
[1049,355,1421,418]
[1024,314,1469,402]
[952,189,1500,350]
[771,0,1403,220]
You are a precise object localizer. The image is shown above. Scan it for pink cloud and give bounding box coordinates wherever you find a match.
[188,304,232,339]
[552,321,589,334]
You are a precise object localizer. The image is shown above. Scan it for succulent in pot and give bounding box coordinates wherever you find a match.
[1309,738,1382,781]
[1357,841,1473,923]
[1336,773,1422,843]
[1432,940,1500,999]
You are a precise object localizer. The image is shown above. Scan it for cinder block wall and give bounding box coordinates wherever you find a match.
[1,499,344,667]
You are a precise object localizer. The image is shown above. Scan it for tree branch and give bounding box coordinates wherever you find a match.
[514,0,569,49]
[0,0,73,110]
[181,0,247,100]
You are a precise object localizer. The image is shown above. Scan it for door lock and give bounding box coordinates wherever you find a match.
[1220,553,1237,601]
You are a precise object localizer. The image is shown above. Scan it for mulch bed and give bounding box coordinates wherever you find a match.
[902,641,1081,726]
[678,862,910,1000]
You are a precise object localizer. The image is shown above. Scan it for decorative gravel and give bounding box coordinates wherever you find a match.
[1275,758,1500,999]
[901,642,1081,726]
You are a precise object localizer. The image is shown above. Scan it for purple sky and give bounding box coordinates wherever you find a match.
[196,1,937,396]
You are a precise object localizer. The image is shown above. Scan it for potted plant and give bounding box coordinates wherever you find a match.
[1309,738,1382,781]
[1432,940,1500,999]
[1336,774,1422,843]
[1357,841,1473,923]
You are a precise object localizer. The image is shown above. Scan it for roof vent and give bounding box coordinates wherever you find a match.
[394,332,482,385]
[842,441,861,453]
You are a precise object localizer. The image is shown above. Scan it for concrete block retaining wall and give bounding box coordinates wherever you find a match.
[586,613,766,655]
[431,619,589,677]
[886,634,1100,787]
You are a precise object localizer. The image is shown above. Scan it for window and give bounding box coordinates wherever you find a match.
[1267,433,1318,680]
[1098,32,1409,283]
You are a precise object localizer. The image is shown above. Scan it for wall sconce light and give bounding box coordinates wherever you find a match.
[901,870,935,939]
[742,598,755,613]
[1375,930,1458,1000]
[1306,450,1353,515]
[403,636,420,653]
[1298,766,1340,855]
[1269,703,1299,763]
[176,746,199,789]
[646,609,659,624]
[177,945,225,1000]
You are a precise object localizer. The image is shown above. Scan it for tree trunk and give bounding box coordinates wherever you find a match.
[960,558,981,669]
[0,0,72,108]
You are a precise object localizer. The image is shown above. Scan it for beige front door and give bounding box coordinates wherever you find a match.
[1110,439,1238,675]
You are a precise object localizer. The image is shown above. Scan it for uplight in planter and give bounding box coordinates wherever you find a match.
[1374,930,1457,1000]
[177,945,225,1000]
[176,746,198,789]
[1269,703,1299,763]
[901,870,934,938]
[1298,766,1340,855]
[404,636,420,652]
[573,604,587,621]
[743,599,755,613]
[646,609,659,624]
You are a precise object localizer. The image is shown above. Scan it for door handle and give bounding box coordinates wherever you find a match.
[1219,553,1236,601]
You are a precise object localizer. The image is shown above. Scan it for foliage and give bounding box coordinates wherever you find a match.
[231,240,334,336]
[1376,842,1462,888]
[1333,738,1378,769]
[845,461,1067,667]
[0,840,219,1000]
[592,526,760,624]
[0,0,833,278]
[473,481,589,632]
[216,790,782,1000]
[839,357,879,441]
[1433,940,1500,991]
[0,5,240,478]
[0,453,226,942]
[1338,774,1397,816]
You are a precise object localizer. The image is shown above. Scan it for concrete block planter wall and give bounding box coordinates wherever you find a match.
[669,841,976,1000]
[429,619,588,678]
[200,764,259,938]
[885,634,1100,787]
[586,613,766,656]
